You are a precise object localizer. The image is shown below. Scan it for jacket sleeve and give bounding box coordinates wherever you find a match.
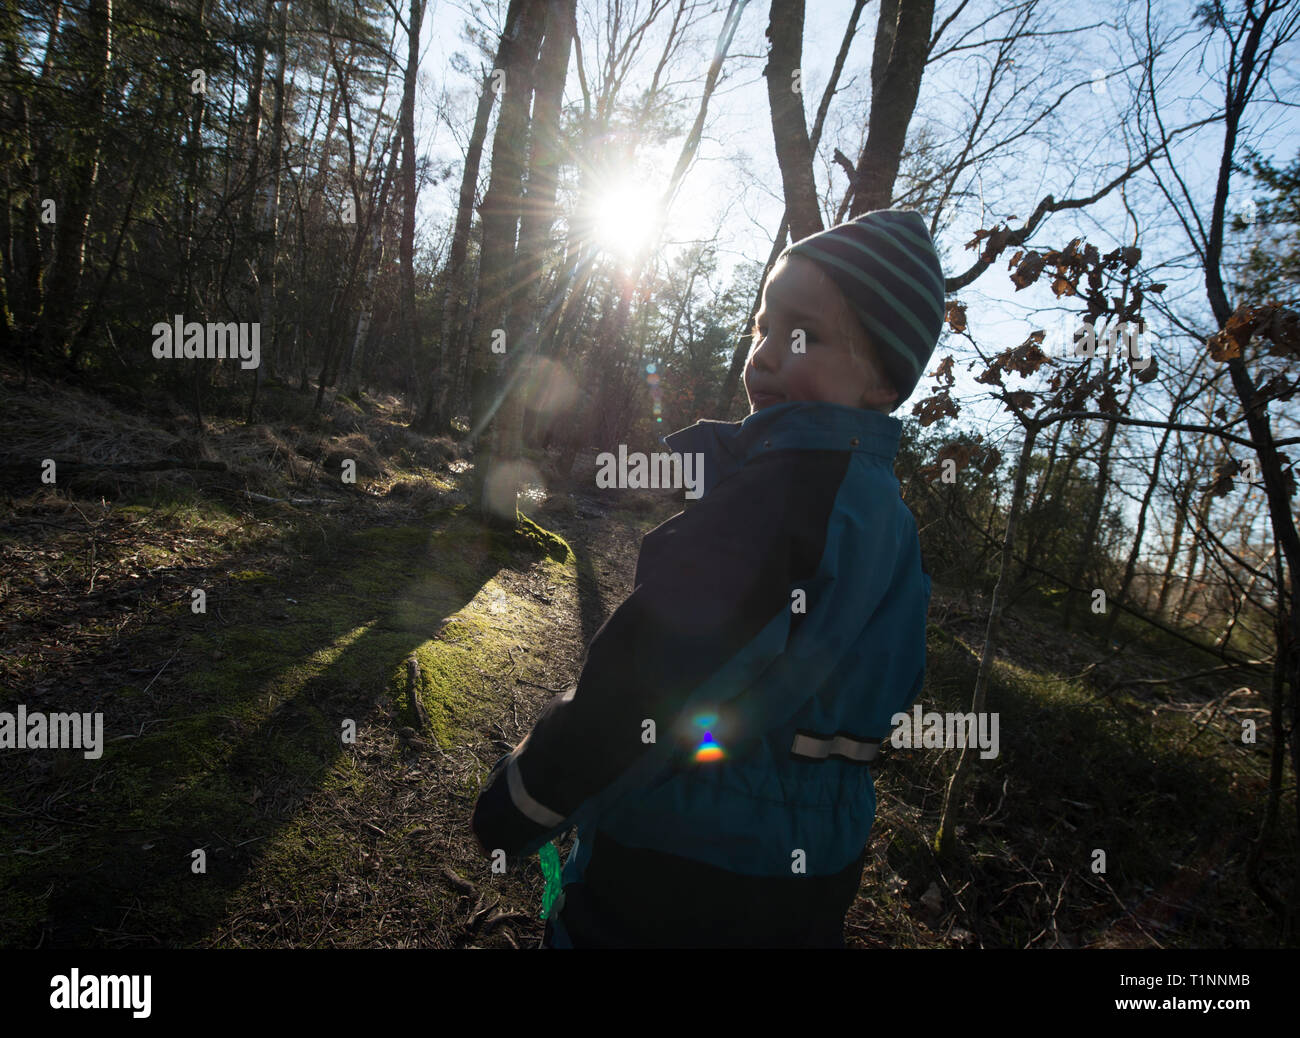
[470,449,896,857]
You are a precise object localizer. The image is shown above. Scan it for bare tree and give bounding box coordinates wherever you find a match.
[1133,0,1300,933]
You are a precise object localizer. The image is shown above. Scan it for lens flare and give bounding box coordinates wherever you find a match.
[691,713,724,761]
[695,731,725,762]
[645,359,665,424]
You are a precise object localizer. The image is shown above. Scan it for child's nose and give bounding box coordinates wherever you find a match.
[748,330,782,371]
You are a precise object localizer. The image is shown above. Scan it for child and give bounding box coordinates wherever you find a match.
[471,208,944,948]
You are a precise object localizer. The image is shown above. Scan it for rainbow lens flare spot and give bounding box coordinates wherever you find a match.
[695,731,725,762]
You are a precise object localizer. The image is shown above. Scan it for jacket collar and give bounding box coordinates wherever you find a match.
[661,401,901,498]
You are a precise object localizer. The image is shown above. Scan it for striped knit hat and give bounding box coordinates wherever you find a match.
[780,209,945,411]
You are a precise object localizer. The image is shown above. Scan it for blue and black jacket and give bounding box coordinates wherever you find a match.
[471,401,931,947]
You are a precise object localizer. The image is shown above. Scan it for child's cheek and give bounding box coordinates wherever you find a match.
[783,364,815,400]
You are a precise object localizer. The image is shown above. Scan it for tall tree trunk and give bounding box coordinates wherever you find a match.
[452,273,481,420]
[293,39,345,395]
[179,0,210,425]
[238,0,273,243]
[248,0,287,422]
[1156,481,1192,616]
[0,0,62,375]
[764,0,820,241]
[1157,393,1215,616]
[1175,491,1215,625]
[343,134,401,399]
[412,62,500,434]
[1063,354,1126,632]
[41,0,112,366]
[500,0,577,458]
[301,32,344,225]
[1204,16,1300,929]
[848,0,934,215]
[469,0,546,524]
[341,265,377,399]
[398,0,425,420]
[316,56,391,410]
[1017,413,1067,584]
[1037,425,1087,591]
[935,420,1039,858]
[68,114,157,360]
[1062,416,1119,632]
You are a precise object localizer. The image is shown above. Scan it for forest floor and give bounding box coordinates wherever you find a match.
[0,363,1292,948]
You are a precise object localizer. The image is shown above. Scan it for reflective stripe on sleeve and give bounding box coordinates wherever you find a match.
[790,730,881,764]
[506,754,566,827]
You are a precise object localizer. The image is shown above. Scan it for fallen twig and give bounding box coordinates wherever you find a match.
[140,645,182,696]
[441,867,476,896]
[515,677,572,694]
[481,910,531,933]
[244,491,340,506]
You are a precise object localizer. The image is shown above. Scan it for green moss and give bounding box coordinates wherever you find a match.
[503,512,572,563]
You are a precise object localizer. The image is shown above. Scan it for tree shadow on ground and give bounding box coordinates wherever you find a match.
[1,507,567,947]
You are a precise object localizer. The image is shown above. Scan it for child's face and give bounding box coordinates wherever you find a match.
[745,255,897,413]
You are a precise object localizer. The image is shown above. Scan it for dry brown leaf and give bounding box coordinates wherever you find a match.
[1010,251,1045,290]
[929,355,956,386]
[912,391,960,427]
[945,301,967,334]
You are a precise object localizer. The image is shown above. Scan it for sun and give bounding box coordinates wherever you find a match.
[590,180,660,261]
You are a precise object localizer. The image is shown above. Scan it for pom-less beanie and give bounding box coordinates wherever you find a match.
[780,209,946,410]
